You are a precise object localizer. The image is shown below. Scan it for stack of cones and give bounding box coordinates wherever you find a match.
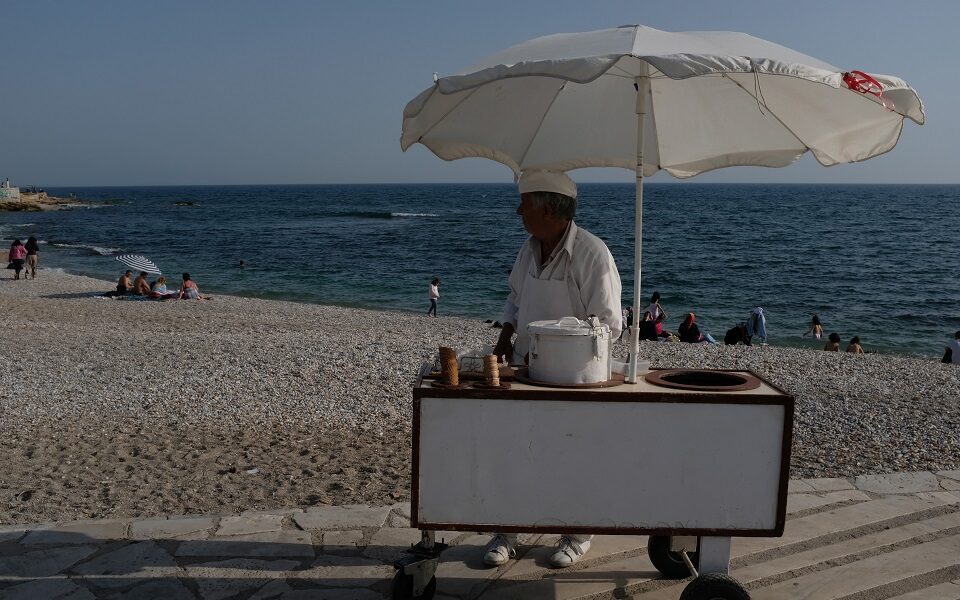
[439,346,459,386]
[483,354,500,387]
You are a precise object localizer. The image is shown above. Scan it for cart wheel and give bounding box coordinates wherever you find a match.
[392,570,437,600]
[647,535,698,579]
[679,573,750,600]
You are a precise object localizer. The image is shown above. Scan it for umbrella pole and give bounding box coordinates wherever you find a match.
[628,73,649,384]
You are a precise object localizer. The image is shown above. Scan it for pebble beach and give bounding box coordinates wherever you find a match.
[1,270,958,525]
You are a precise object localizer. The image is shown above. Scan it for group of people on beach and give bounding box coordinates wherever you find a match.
[7,237,39,280]
[805,315,864,353]
[108,271,206,300]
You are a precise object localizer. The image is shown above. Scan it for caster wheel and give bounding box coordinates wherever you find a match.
[680,573,750,600]
[392,570,437,600]
[647,535,698,579]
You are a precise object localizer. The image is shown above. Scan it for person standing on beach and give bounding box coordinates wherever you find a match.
[24,236,39,279]
[8,239,27,280]
[944,331,960,364]
[488,170,622,570]
[427,278,440,317]
[803,314,823,340]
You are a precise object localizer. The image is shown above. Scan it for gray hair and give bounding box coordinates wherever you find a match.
[526,191,576,220]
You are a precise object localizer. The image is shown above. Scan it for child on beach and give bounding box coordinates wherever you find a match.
[803,315,823,340]
[823,332,841,351]
[846,336,864,354]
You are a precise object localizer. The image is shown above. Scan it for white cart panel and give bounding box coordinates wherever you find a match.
[416,396,788,534]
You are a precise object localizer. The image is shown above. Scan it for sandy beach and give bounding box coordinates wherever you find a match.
[0,270,958,525]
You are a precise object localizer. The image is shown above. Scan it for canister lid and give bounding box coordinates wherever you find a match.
[527,316,610,336]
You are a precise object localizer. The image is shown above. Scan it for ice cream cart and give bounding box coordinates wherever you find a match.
[393,365,793,600]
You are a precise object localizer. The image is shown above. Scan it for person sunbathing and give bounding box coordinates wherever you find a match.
[177,272,206,300]
[133,272,151,296]
[149,276,177,299]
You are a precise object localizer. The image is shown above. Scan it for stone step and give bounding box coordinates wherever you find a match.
[735,509,960,584]
[733,492,958,558]
[886,578,960,599]
[751,533,960,600]
[629,510,960,600]
[482,554,659,600]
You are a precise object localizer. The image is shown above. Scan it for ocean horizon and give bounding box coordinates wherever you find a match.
[2,182,958,358]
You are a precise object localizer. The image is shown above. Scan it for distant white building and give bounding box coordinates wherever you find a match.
[0,178,21,200]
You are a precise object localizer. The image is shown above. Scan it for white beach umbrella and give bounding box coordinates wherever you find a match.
[116,254,162,275]
[401,24,924,382]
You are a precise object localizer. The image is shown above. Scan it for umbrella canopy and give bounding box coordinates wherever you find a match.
[401,24,923,381]
[402,24,923,176]
[116,254,162,275]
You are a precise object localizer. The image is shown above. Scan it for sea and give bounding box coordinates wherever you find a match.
[2,183,958,358]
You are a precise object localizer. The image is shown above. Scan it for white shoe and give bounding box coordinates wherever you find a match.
[549,536,591,568]
[483,534,516,566]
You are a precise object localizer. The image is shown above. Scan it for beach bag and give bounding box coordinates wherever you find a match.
[5,262,13,270]
[943,348,953,364]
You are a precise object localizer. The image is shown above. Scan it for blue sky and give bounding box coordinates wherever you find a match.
[1,1,956,186]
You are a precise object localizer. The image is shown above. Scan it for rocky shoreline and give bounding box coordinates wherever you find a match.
[0,192,94,211]
[0,270,957,523]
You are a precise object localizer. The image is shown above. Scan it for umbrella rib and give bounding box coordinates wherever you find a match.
[516,81,566,169]
[720,72,811,151]
[417,86,482,142]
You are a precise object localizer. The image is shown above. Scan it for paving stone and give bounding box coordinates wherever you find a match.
[733,492,959,558]
[183,558,300,600]
[176,530,314,558]
[936,470,960,482]
[216,514,284,536]
[391,502,411,518]
[294,505,392,529]
[484,553,658,600]
[887,579,960,599]
[788,480,816,493]
[939,478,960,491]
[71,540,181,589]
[59,588,98,600]
[0,578,92,600]
[751,533,960,599]
[803,477,855,492]
[362,527,423,561]
[855,471,940,494]
[249,578,294,600]
[109,578,195,599]
[386,511,412,528]
[274,590,383,599]
[504,534,646,580]
[432,534,503,598]
[0,545,98,578]
[0,528,27,543]
[735,509,960,584]
[129,516,216,540]
[286,554,393,587]
[786,490,871,514]
[19,520,128,545]
[240,508,305,517]
[322,529,364,554]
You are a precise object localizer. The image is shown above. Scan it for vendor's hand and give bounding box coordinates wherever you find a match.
[493,324,515,363]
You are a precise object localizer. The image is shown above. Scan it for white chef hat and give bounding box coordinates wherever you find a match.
[518,170,577,199]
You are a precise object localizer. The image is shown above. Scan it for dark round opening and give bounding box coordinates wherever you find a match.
[644,369,761,391]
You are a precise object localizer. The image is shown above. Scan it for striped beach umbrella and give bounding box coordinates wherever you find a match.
[115,254,162,275]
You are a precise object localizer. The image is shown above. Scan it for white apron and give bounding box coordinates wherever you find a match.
[512,273,575,364]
